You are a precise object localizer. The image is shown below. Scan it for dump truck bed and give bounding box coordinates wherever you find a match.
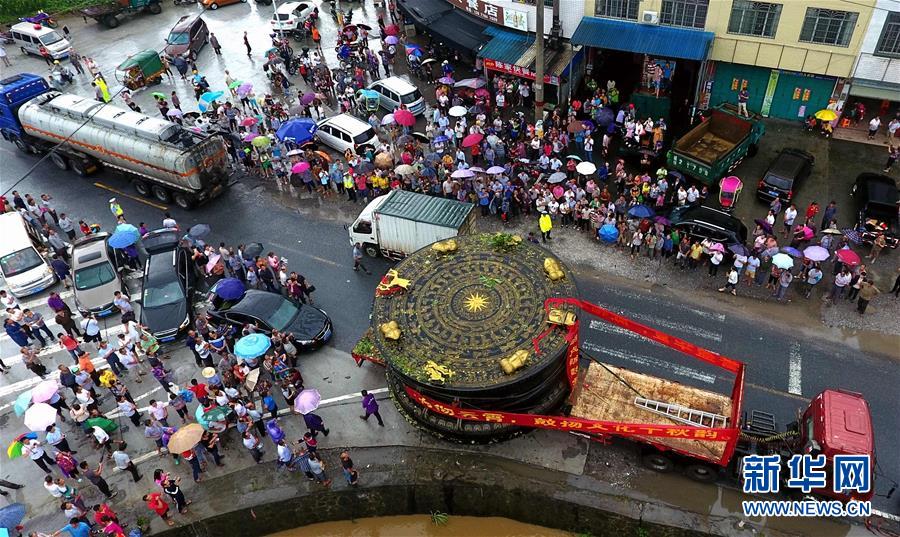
[570,362,732,462]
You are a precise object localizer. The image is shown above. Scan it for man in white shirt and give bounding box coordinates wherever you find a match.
[783,204,798,237]
[149,400,170,427]
[81,314,102,344]
[23,439,56,473]
[162,212,178,229]
[686,185,700,205]
[276,440,295,469]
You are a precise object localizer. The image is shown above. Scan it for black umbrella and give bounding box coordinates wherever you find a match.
[355,161,375,174]
[243,242,263,258]
[396,134,414,146]
[357,23,372,30]
[188,223,211,238]
[420,58,437,66]
[412,132,429,143]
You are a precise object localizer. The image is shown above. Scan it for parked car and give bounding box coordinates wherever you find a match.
[206,285,333,351]
[9,22,71,60]
[163,15,208,59]
[71,233,125,317]
[199,0,270,9]
[851,173,899,249]
[270,1,312,33]
[670,205,748,245]
[755,148,814,204]
[367,76,426,116]
[315,113,378,155]
[139,230,194,342]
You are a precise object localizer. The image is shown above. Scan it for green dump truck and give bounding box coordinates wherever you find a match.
[80,0,162,29]
[666,104,765,187]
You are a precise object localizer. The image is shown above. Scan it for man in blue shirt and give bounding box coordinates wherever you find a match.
[54,519,91,537]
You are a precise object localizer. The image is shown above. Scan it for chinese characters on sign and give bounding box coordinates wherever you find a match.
[483,58,560,86]
[447,0,528,32]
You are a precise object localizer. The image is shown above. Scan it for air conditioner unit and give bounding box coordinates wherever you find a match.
[642,10,659,24]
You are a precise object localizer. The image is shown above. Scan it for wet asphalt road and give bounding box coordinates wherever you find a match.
[1,0,898,517]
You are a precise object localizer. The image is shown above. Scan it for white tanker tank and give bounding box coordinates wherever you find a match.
[17,91,229,209]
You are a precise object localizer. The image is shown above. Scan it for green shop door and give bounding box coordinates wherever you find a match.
[768,71,836,121]
[709,62,770,114]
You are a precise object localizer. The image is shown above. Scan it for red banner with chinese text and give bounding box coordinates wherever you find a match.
[482,59,560,86]
[405,386,737,442]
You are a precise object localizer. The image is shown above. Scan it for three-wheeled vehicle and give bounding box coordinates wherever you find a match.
[115,49,165,90]
[355,89,379,118]
[718,175,743,212]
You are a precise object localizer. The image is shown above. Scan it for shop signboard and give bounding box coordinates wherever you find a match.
[447,0,528,32]
[483,58,560,85]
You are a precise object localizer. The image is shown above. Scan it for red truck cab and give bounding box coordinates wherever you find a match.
[801,389,875,502]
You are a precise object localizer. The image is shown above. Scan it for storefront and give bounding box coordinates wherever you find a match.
[397,0,490,60]
[569,16,714,125]
[704,62,840,121]
[477,27,584,108]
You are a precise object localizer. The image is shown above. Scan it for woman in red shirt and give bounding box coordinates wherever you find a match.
[143,492,175,526]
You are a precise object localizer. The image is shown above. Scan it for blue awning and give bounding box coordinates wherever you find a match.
[571,17,713,61]
[477,28,534,64]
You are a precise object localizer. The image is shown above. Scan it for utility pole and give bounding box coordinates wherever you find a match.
[534,1,545,123]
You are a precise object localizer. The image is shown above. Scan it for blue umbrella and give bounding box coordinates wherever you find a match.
[234,333,271,361]
[198,91,224,112]
[627,205,656,219]
[109,224,140,249]
[598,224,619,243]
[433,135,449,144]
[276,118,318,144]
[781,246,803,258]
[13,390,32,416]
[594,107,615,127]
[215,278,245,300]
[0,503,26,530]
[420,167,436,177]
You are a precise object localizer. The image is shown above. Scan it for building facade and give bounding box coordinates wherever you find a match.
[845,0,900,113]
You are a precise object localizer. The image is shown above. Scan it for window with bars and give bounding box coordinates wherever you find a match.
[875,12,900,57]
[799,8,858,47]
[727,1,781,38]
[594,0,640,20]
[660,0,709,29]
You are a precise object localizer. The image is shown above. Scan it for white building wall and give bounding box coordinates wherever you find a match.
[475,0,585,38]
[852,0,900,83]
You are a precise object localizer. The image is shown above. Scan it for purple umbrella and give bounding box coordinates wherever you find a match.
[384,35,399,45]
[728,243,749,256]
[293,388,321,414]
[781,246,804,258]
[803,245,829,261]
[754,218,773,233]
[300,93,316,105]
[214,278,246,300]
[237,82,254,97]
[438,76,455,85]
[653,216,671,226]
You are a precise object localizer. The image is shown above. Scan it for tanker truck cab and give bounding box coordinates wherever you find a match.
[10,22,71,60]
[799,389,875,502]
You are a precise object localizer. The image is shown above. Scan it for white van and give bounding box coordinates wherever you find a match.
[368,76,426,116]
[315,114,379,154]
[10,22,72,60]
[0,212,56,297]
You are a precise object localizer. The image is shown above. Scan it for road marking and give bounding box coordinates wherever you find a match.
[597,303,723,342]
[93,182,168,211]
[582,341,716,384]
[598,289,726,322]
[787,342,802,396]
[589,320,666,347]
[744,382,810,402]
[0,356,109,400]
[1,326,125,364]
[16,289,75,311]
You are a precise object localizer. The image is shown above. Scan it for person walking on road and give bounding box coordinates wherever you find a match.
[46,425,74,454]
[209,33,222,55]
[163,476,191,514]
[112,441,142,482]
[857,279,880,315]
[303,411,330,437]
[243,31,252,57]
[360,390,384,426]
[353,243,371,274]
[23,438,56,473]
[80,460,117,499]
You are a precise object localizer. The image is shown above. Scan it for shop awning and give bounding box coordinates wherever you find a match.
[399,0,489,54]
[479,27,581,85]
[477,27,534,65]
[848,79,900,102]
[397,0,448,24]
[570,17,714,61]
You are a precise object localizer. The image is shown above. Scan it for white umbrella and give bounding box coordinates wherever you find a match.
[576,161,597,175]
[286,149,304,157]
[772,253,794,269]
[381,113,395,125]
[448,106,467,117]
[24,403,58,432]
[486,166,505,175]
[451,168,475,179]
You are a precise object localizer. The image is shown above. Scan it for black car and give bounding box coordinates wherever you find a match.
[206,286,333,351]
[670,205,748,245]
[851,173,899,249]
[139,230,194,342]
[755,148,814,203]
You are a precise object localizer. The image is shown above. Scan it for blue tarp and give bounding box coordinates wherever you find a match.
[570,17,714,61]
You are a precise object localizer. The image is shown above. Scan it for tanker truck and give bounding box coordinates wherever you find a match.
[0,73,229,209]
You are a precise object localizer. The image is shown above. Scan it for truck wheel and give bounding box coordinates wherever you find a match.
[747,143,758,157]
[174,193,195,210]
[684,463,717,483]
[12,136,34,154]
[103,15,119,28]
[133,180,151,197]
[151,185,171,203]
[148,2,162,14]
[70,158,92,177]
[209,3,219,9]
[50,152,68,170]
[641,453,674,473]
[364,244,380,258]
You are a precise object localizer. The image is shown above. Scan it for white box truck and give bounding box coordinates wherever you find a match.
[348,190,476,259]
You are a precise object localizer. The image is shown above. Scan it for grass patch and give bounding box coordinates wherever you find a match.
[1,0,100,25]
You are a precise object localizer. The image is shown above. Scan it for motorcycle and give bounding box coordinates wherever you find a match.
[20,11,57,29]
[48,66,74,90]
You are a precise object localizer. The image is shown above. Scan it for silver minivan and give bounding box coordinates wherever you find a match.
[368,76,426,116]
[10,22,71,60]
[315,114,379,154]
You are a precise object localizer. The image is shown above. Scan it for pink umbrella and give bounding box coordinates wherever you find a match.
[24,403,58,432]
[709,242,725,252]
[836,248,861,267]
[461,133,483,148]
[291,161,310,174]
[205,253,221,273]
[31,380,59,403]
[293,388,322,414]
[474,88,490,98]
[384,24,399,36]
[240,117,258,127]
[552,185,564,199]
[800,225,815,240]
[394,109,415,127]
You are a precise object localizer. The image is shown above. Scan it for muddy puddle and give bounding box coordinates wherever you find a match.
[266,515,570,537]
